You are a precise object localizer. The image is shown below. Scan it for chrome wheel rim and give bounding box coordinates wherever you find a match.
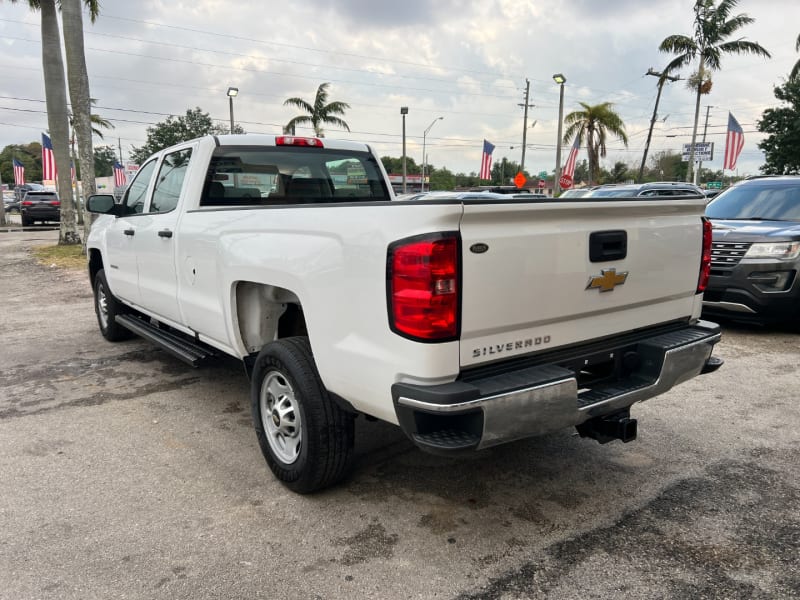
[97,282,109,330]
[260,370,302,464]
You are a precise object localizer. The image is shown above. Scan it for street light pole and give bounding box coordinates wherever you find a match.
[552,73,566,195]
[227,87,239,134]
[400,107,408,193]
[421,116,443,192]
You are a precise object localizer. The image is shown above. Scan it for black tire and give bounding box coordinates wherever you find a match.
[251,337,355,493]
[93,269,133,342]
[21,215,32,226]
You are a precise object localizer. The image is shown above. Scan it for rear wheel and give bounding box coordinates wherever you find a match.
[251,337,354,493]
[21,215,32,226]
[94,269,133,341]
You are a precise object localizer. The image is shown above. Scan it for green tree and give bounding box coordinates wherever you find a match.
[0,143,42,188]
[427,165,455,191]
[757,78,800,174]
[283,83,350,137]
[562,102,629,185]
[659,0,770,182]
[491,156,522,185]
[130,107,235,163]
[93,145,116,177]
[610,161,632,183]
[648,150,688,182]
[573,159,589,185]
[380,156,420,175]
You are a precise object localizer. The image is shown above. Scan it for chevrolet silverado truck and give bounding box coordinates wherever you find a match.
[85,134,722,493]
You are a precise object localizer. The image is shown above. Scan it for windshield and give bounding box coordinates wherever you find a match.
[705,182,800,221]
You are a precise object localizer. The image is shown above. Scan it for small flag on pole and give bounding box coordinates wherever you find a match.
[41,133,57,181]
[13,158,25,185]
[562,137,581,180]
[70,160,76,183]
[113,161,127,188]
[723,112,744,171]
[479,139,495,180]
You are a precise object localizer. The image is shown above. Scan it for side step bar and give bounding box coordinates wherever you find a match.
[115,314,217,367]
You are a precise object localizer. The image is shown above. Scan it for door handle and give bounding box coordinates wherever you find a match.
[123,229,135,236]
[158,229,173,238]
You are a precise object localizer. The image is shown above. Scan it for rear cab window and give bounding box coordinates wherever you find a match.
[200,146,391,207]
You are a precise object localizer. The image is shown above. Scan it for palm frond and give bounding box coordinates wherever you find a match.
[283,97,314,113]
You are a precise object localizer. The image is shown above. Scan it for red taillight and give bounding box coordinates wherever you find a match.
[697,217,712,293]
[388,234,460,341]
[22,200,33,206]
[49,200,60,206]
[275,136,324,148]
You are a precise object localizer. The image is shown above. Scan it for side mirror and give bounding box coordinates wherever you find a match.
[86,194,119,215]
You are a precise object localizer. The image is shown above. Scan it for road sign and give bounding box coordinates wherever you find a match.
[559,174,573,189]
[537,179,546,189]
[681,142,714,162]
[707,181,722,189]
[514,172,527,188]
[538,171,548,178]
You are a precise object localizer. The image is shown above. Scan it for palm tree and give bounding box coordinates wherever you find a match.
[659,0,770,182]
[283,83,350,137]
[10,0,79,244]
[62,0,100,243]
[791,33,800,80]
[562,102,629,185]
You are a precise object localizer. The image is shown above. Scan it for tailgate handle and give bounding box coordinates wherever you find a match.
[590,230,627,262]
[123,229,135,236]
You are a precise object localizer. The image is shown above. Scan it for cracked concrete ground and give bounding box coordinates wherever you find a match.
[1,229,798,600]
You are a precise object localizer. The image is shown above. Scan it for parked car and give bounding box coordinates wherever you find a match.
[3,196,20,213]
[14,183,45,202]
[586,182,704,198]
[20,191,60,226]
[703,175,800,324]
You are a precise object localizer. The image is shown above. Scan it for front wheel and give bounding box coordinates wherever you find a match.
[93,269,133,341]
[251,337,354,493]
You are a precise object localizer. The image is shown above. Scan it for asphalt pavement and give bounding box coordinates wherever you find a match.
[1,229,798,599]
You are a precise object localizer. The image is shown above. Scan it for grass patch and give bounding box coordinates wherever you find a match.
[32,244,87,271]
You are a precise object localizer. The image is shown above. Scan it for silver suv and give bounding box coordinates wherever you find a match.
[586,182,704,198]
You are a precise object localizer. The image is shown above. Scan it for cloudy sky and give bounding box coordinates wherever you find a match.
[1,0,797,179]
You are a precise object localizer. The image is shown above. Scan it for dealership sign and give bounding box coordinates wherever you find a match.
[681,142,714,162]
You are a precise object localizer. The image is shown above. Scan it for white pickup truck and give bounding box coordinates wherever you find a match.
[85,134,722,493]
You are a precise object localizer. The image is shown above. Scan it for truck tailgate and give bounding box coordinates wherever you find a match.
[459,199,706,367]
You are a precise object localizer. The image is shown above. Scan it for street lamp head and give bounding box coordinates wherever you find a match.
[227,87,239,97]
[552,73,566,85]
[400,106,409,115]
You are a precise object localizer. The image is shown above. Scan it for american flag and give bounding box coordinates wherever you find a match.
[13,158,25,185]
[113,161,127,188]
[41,133,57,181]
[562,136,581,179]
[70,160,76,183]
[479,139,495,180]
[723,112,744,171]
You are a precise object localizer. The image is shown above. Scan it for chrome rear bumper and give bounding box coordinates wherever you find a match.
[392,320,722,452]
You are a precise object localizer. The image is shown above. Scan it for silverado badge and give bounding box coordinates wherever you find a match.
[586,268,628,292]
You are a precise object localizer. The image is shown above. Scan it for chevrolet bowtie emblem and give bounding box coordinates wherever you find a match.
[586,268,629,292]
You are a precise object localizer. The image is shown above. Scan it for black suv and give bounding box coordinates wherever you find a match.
[20,191,60,226]
[586,181,704,198]
[703,176,800,324]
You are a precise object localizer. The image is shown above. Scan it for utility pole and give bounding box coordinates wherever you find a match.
[518,79,534,174]
[118,137,123,163]
[639,68,680,183]
[696,105,713,185]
